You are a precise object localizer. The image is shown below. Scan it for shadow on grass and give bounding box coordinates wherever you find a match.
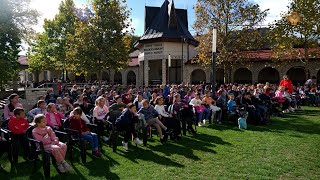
[209,109,320,135]
[116,147,184,168]
[71,156,120,180]
[66,147,120,179]
[249,109,320,135]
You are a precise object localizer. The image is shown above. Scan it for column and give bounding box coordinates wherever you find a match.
[137,65,143,86]
[144,60,149,87]
[47,71,52,81]
[205,69,210,83]
[110,70,115,84]
[122,71,127,86]
[162,59,167,85]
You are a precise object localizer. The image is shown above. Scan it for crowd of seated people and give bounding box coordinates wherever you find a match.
[1,78,319,173]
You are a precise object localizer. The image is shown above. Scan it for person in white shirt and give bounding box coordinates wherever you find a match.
[154,96,181,140]
[189,93,210,126]
[93,96,109,142]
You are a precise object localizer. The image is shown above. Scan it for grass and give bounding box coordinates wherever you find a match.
[1,106,320,180]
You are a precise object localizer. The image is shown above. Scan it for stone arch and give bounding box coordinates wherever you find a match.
[258,67,280,84]
[101,71,110,82]
[191,69,206,84]
[234,68,252,84]
[127,71,136,85]
[114,71,122,84]
[91,74,97,81]
[75,74,85,82]
[287,67,306,85]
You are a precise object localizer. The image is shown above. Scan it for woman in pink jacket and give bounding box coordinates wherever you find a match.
[32,114,71,173]
[45,103,64,129]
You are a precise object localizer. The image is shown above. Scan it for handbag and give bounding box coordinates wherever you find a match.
[195,105,206,113]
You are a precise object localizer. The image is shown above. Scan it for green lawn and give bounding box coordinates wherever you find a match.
[1,107,320,180]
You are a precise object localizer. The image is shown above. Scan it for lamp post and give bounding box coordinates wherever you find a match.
[211,29,217,98]
[168,54,171,84]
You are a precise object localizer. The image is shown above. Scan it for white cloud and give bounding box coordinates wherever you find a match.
[254,0,291,25]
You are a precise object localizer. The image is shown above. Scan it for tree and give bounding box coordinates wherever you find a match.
[269,0,320,62]
[0,0,38,90]
[27,32,55,83]
[67,0,132,80]
[194,0,268,82]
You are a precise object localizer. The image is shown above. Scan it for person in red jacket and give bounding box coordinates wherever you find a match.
[279,75,293,94]
[8,108,32,162]
[69,108,102,158]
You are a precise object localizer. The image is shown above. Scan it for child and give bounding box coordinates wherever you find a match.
[28,100,47,119]
[138,99,171,144]
[227,94,237,114]
[238,108,248,129]
[32,114,72,173]
[115,103,143,150]
[93,96,109,142]
[189,93,210,126]
[69,108,102,157]
[8,108,31,162]
[133,93,144,110]
[45,103,64,130]
[202,90,222,123]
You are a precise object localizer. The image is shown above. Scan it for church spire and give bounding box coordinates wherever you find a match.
[168,0,178,29]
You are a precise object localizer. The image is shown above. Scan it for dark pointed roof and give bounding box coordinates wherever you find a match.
[135,0,199,48]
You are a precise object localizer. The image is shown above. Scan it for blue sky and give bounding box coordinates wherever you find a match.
[30,0,290,35]
[126,0,197,36]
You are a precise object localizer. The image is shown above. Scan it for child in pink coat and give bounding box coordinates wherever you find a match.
[32,114,72,173]
[45,103,64,129]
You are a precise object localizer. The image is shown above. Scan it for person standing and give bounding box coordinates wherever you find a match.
[279,75,293,94]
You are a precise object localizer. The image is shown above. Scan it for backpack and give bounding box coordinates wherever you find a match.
[238,117,247,129]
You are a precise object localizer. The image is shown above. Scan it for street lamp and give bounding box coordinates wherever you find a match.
[168,54,171,84]
[211,29,217,98]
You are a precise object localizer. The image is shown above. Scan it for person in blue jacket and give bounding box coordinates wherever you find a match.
[115,103,143,150]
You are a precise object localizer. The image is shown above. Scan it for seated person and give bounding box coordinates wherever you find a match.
[80,96,94,115]
[189,93,210,126]
[69,108,102,157]
[133,93,144,110]
[3,94,23,121]
[8,108,32,162]
[56,97,63,111]
[138,100,171,144]
[155,96,181,140]
[59,97,74,115]
[227,94,237,114]
[115,103,143,150]
[93,97,109,142]
[32,114,72,173]
[28,100,47,119]
[109,95,126,119]
[202,90,222,123]
[45,103,64,130]
[70,103,90,123]
[171,93,196,134]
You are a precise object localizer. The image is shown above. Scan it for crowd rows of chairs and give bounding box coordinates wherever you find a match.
[1,81,319,177]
